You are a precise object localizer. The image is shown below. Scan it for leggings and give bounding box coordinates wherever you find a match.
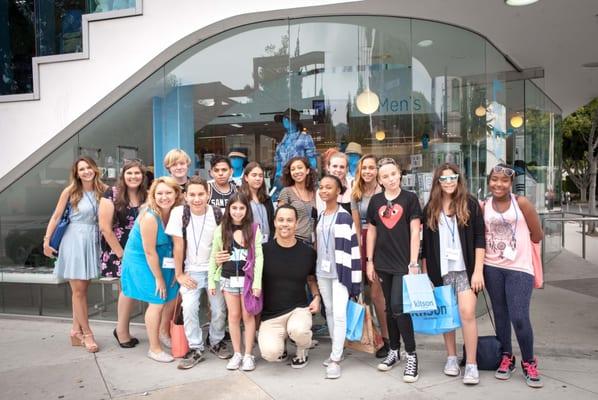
[484,265,535,362]
[378,271,416,353]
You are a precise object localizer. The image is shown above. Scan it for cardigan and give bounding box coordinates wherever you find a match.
[208,224,264,290]
[318,207,362,296]
[422,196,485,287]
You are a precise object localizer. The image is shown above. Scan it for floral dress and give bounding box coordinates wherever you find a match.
[100,187,139,278]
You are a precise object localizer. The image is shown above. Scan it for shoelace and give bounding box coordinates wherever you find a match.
[383,350,398,365]
[405,355,417,374]
[498,355,513,371]
[522,361,539,379]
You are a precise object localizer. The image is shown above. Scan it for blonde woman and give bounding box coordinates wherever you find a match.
[43,156,107,353]
[120,177,183,362]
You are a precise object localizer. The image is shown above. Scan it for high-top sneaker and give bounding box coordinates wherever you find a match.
[495,353,516,380]
[377,348,399,371]
[403,352,419,383]
[521,357,543,388]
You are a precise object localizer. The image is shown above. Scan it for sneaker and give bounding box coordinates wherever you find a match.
[444,355,460,376]
[291,349,309,369]
[277,350,289,362]
[322,355,345,367]
[310,339,319,349]
[159,333,171,349]
[403,352,419,383]
[377,349,399,371]
[226,352,243,370]
[325,361,341,379]
[375,339,390,359]
[147,350,174,363]
[210,341,233,360]
[177,349,204,370]
[495,353,516,380]
[521,357,543,388]
[241,354,256,371]
[463,364,480,385]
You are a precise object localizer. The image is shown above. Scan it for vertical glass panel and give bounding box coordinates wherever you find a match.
[163,21,290,182]
[412,20,485,202]
[35,0,88,56]
[506,79,526,196]
[78,68,164,183]
[1,0,35,95]
[90,0,136,13]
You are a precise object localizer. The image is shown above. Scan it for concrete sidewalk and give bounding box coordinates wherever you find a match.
[1,249,597,400]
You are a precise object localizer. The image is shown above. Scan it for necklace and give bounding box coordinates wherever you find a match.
[292,185,312,202]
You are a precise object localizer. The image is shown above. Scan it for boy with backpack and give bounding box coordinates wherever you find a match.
[166,176,232,369]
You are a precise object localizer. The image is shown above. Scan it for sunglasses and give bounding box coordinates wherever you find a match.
[438,174,459,183]
[492,166,515,177]
[377,157,397,168]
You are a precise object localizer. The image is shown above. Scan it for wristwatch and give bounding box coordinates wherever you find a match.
[408,262,420,269]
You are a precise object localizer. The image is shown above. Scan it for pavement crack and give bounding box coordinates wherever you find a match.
[93,354,113,399]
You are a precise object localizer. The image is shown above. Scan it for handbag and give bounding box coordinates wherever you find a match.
[242,224,263,316]
[345,297,365,341]
[531,241,543,289]
[49,201,72,254]
[411,285,461,335]
[169,294,189,358]
[403,274,437,313]
[462,291,503,370]
[345,299,384,354]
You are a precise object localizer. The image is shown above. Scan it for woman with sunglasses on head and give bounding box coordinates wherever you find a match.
[483,163,544,388]
[365,158,422,383]
[350,154,389,359]
[99,160,147,348]
[278,157,318,245]
[421,163,485,385]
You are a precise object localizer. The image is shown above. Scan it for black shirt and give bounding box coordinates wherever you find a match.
[366,190,422,275]
[261,239,316,321]
[208,181,237,214]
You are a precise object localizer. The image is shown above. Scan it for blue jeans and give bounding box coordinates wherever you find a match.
[179,271,227,351]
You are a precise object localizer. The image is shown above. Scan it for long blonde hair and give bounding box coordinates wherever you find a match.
[143,176,183,220]
[67,156,106,210]
[425,163,470,231]
[352,154,378,202]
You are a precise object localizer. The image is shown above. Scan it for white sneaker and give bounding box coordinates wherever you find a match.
[325,361,341,379]
[241,354,256,371]
[463,364,480,385]
[226,352,243,370]
[322,355,345,367]
[147,350,174,363]
[444,356,460,376]
[159,333,171,349]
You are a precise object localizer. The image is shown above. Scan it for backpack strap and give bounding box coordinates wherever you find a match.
[181,204,191,273]
[211,204,223,225]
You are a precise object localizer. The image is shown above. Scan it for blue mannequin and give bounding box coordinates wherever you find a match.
[228,150,247,186]
[345,142,362,178]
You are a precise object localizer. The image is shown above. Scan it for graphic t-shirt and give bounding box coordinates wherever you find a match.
[366,190,422,274]
[221,227,248,278]
[208,181,237,213]
[261,240,316,321]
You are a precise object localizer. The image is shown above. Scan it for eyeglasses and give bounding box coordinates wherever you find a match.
[382,200,393,218]
[438,174,459,183]
[492,166,515,177]
[377,158,397,168]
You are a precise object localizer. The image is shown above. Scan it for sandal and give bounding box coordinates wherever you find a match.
[70,329,83,346]
[82,333,99,353]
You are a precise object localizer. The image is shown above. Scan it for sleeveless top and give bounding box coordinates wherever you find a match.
[483,194,533,275]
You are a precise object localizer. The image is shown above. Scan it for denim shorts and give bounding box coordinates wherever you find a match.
[442,270,471,293]
[220,277,243,295]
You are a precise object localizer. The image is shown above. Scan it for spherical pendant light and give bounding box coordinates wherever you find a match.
[356,89,380,115]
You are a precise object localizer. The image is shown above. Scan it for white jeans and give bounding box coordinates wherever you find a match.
[317,277,348,362]
[179,271,227,351]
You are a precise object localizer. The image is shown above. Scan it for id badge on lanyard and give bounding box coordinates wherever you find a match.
[445,247,460,261]
[162,257,175,269]
[503,245,517,261]
[321,259,332,273]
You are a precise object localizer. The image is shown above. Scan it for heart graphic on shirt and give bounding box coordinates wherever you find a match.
[379,203,403,229]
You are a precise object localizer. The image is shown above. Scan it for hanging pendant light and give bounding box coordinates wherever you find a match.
[375,129,386,141]
[475,105,487,117]
[510,113,524,128]
[356,89,380,115]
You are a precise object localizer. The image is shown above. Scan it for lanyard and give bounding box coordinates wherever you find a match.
[497,195,518,242]
[441,211,456,245]
[320,206,339,258]
[253,201,267,232]
[190,210,207,259]
[84,192,97,220]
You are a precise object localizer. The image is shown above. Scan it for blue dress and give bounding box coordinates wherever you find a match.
[54,191,100,280]
[120,209,179,304]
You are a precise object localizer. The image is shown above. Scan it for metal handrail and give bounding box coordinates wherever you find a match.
[542,214,598,260]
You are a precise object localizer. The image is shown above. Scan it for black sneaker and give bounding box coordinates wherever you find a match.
[403,352,419,383]
[209,341,233,360]
[277,350,289,362]
[495,353,516,380]
[291,349,309,369]
[375,339,390,359]
[177,349,204,370]
[377,349,399,371]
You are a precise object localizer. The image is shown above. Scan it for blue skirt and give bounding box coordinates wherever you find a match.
[121,257,179,305]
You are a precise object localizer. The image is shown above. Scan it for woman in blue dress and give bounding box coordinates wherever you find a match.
[43,156,107,353]
[121,176,182,362]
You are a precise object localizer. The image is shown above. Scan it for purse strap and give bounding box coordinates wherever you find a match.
[172,293,183,323]
[481,290,496,333]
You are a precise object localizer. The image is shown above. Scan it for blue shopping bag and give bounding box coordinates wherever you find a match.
[345,298,365,341]
[411,285,461,335]
[403,274,437,313]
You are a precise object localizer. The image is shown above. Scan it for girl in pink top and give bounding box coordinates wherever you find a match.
[483,164,544,388]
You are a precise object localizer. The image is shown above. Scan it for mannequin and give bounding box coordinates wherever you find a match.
[272,108,317,196]
[228,150,247,187]
[344,142,362,178]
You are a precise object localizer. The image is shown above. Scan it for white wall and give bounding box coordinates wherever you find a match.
[0,0,355,180]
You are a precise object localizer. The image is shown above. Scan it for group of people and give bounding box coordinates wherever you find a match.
[43,147,544,388]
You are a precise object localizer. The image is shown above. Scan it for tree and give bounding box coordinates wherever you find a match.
[562,102,595,201]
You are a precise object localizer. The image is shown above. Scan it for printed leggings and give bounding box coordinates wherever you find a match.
[378,271,416,353]
[484,265,535,362]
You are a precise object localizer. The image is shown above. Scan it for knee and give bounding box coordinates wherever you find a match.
[258,336,284,362]
[228,309,241,323]
[459,306,476,323]
[510,315,530,332]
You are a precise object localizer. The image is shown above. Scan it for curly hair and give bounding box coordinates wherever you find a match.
[280,157,317,191]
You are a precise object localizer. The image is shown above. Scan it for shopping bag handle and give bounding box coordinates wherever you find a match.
[481,290,496,333]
